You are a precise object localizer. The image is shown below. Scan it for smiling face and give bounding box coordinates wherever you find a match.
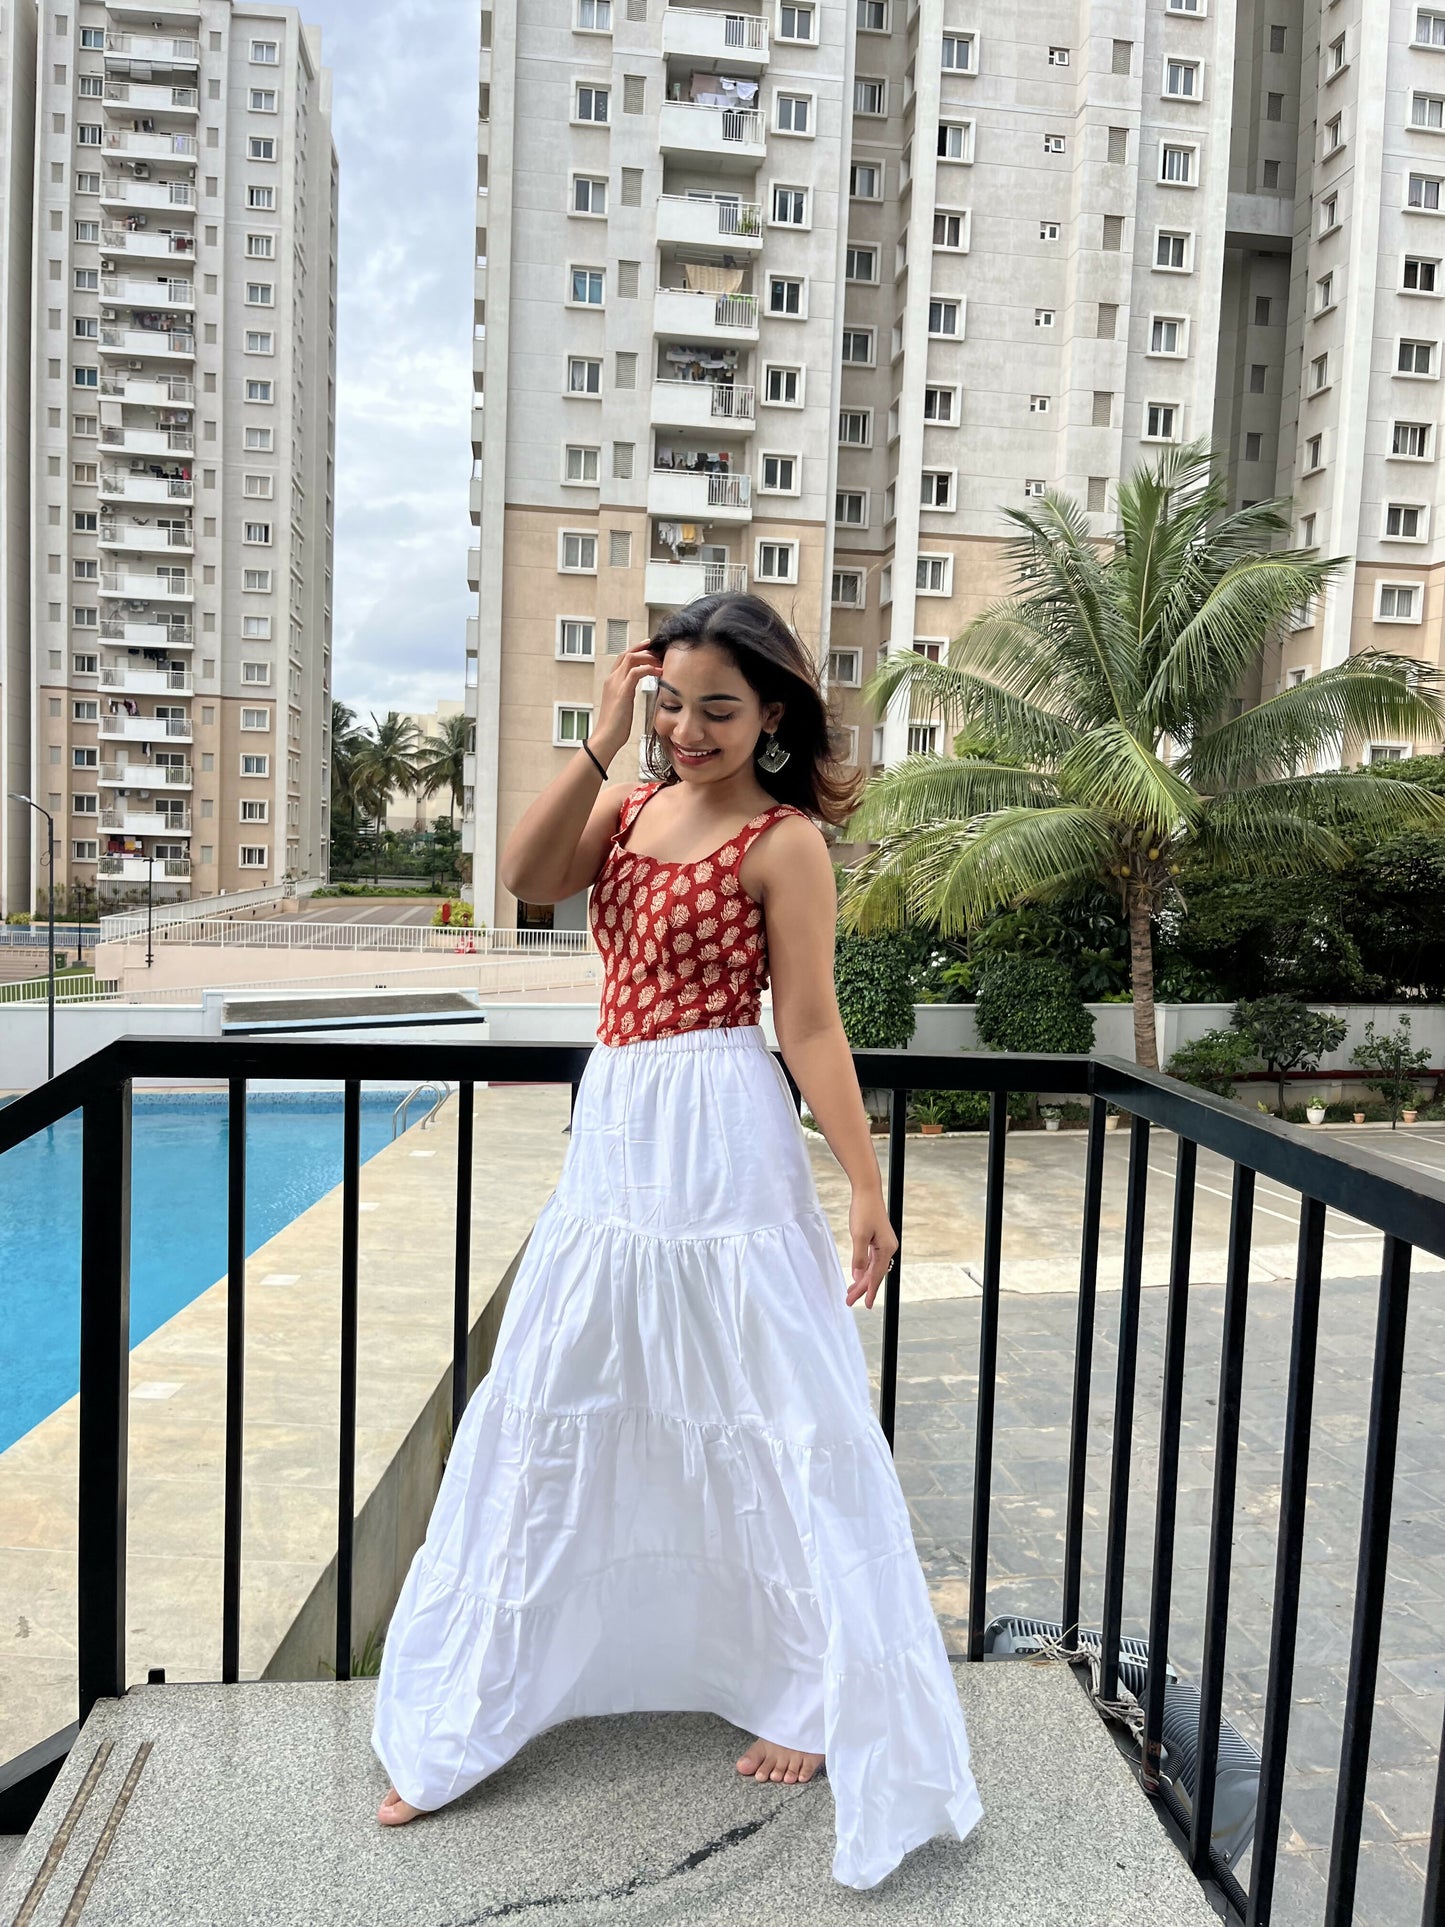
[651,641,784,782]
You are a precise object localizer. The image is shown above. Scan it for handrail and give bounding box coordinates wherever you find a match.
[392,1081,452,1138]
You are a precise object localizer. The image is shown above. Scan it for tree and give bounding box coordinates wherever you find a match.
[1351,1016,1431,1128]
[1166,1028,1258,1100]
[836,441,1445,1067]
[416,711,470,834]
[351,712,423,883]
[1231,995,1347,1116]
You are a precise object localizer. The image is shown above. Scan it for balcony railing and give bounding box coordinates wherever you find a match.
[101,223,196,256]
[96,854,191,879]
[98,523,194,552]
[103,81,200,112]
[656,287,758,332]
[98,325,195,356]
[100,376,195,403]
[99,620,193,647]
[2,1039,1443,1927]
[100,426,195,452]
[98,807,192,832]
[99,570,192,596]
[661,101,763,146]
[98,712,192,740]
[100,276,195,307]
[654,376,755,421]
[656,192,764,244]
[99,469,194,500]
[99,665,192,691]
[99,179,195,207]
[104,32,201,60]
[103,130,197,157]
[98,760,192,786]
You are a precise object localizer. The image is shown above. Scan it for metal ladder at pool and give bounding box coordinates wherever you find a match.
[392,1082,452,1138]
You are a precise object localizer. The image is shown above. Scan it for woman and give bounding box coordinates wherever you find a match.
[371,595,982,1889]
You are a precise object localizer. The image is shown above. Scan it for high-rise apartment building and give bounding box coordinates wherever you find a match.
[464,0,1445,936]
[0,0,336,919]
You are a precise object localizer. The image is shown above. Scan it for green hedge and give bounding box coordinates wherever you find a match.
[975,955,1096,1055]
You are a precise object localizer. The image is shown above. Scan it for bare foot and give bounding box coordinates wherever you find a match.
[377,1786,428,1826]
[735,1738,824,1786]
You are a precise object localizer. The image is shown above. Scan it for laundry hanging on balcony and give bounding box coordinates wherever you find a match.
[686,72,759,105]
[662,343,740,381]
[680,262,746,295]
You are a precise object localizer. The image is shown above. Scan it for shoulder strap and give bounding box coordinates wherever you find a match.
[616,781,660,837]
[730,801,811,862]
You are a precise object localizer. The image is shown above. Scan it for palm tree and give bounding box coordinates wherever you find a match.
[837,443,1445,1068]
[416,710,470,833]
[351,711,423,883]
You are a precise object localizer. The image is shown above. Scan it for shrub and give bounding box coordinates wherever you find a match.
[432,897,475,928]
[1350,1016,1431,1126]
[1232,995,1347,1115]
[974,955,1095,1055]
[835,932,917,1049]
[906,1087,1031,1130]
[1166,1027,1257,1099]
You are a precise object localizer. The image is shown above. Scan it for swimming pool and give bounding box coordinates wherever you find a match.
[0,1091,412,1455]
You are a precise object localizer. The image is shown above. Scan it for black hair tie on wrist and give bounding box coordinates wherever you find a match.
[583,741,608,780]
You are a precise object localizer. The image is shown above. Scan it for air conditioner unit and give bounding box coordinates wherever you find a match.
[128,360,144,370]
[132,162,151,179]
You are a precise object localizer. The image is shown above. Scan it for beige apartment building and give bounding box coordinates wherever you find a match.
[0,0,336,918]
[463,0,1445,935]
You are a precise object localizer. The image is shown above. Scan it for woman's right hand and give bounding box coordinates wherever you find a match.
[591,640,664,761]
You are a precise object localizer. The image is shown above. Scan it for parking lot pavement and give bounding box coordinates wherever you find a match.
[293,898,441,926]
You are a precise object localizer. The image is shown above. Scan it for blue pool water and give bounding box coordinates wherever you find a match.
[0,1092,409,1454]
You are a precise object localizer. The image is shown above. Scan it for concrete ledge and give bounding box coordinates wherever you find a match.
[1,1663,1219,1926]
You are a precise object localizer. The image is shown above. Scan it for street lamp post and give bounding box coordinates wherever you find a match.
[146,853,155,967]
[8,793,56,1081]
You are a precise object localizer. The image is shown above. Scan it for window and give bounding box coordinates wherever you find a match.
[73,365,97,387]
[1165,60,1200,99]
[1161,143,1196,184]
[923,385,956,422]
[941,34,974,72]
[245,234,276,261]
[242,615,272,638]
[1043,134,1066,154]
[1305,434,1323,470]
[1404,256,1440,292]
[1324,115,1343,154]
[241,753,269,776]
[560,530,598,571]
[1145,402,1179,441]
[1315,274,1335,313]
[245,331,274,354]
[756,540,797,582]
[550,705,592,748]
[577,0,611,24]
[564,444,600,483]
[1378,584,1420,621]
[243,521,272,544]
[850,161,882,197]
[1409,174,1444,212]
[569,266,604,305]
[73,558,97,582]
[71,793,98,814]
[72,840,97,862]
[72,701,97,723]
[762,453,798,492]
[1320,194,1339,232]
[768,276,803,316]
[838,409,871,445]
[240,708,271,730]
[1300,513,1317,547]
[1249,362,1268,393]
[1385,503,1426,539]
[1156,229,1190,271]
[937,121,973,162]
[834,489,866,524]
[1418,9,1445,46]
[1310,353,1329,392]
[251,37,279,61]
[75,172,99,194]
[247,137,276,161]
[927,297,961,336]
[845,245,877,281]
[772,185,808,225]
[76,123,101,146]
[827,648,862,685]
[1034,308,1055,328]
[920,470,953,508]
[832,569,864,607]
[1040,221,1061,241]
[1029,394,1051,414]
[575,84,609,123]
[78,74,102,97]
[74,220,99,244]
[1244,432,1263,462]
[1150,315,1186,355]
[854,78,886,115]
[248,185,276,210]
[558,619,595,659]
[249,88,277,112]
[933,210,968,249]
[239,844,268,868]
[858,0,888,28]
[1399,338,1436,375]
[567,356,602,395]
[764,364,802,404]
[1269,22,1286,49]
[73,511,96,533]
[241,661,271,685]
[1413,92,1445,129]
[1393,420,1432,458]
[572,175,607,215]
[246,379,273,402]
[916,554,951,594]
[778,4,815,41]
[73,268,97,291]
[73,318,97,341]
[242,568,272,590]
[1328,33,1347,74]
[776,93,811,134]
[239,800,269,825]
[1048,46,1070,67]
[80,27,106,47]
[73,653,98,675]
[1263,159,1281,188]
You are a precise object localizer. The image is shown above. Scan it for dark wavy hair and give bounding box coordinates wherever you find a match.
[641,594,866,827]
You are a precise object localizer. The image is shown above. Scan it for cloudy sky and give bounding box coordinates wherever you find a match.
[300,0,478,725]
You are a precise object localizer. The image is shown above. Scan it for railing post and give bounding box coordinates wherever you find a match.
[1098,1111,1149,1704]
[967,1089,1008,1662]
[451,1082,475,1435]
[335,1080,361,1683]
[221,1076,247,1683]
[878,1082,908,1452]
[79,1077,132,1726]
[1061,1094,1107,1652]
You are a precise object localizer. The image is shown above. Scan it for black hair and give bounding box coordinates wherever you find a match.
[641,593,866,827]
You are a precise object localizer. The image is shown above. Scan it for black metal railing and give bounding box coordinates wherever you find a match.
[1,1037,1443,1927]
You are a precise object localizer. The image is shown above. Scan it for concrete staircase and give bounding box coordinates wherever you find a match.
[1,1663,1222,1926]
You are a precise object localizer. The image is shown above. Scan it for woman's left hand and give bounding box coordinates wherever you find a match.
[846,1191,898,1311]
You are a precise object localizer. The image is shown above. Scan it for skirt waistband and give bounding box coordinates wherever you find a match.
[595,1023,770,1058]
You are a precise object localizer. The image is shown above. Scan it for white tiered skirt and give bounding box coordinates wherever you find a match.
[370,1023,983,1889]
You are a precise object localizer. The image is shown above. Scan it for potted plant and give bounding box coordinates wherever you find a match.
[1040,1104,1062,1132]
[1305,1100,1327,1126]
[1350,1016,1431,1132]
[1352,1106,1367,1125]
[909,1091,950,1135]
[1103,1104,1121,1133]
[1403,1105,1420,1125]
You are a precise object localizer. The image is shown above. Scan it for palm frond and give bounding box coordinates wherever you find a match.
[857,653,1082,765]
[843,754,1062,840]
[1055,721,1199,835]
[1205,770,1445,839]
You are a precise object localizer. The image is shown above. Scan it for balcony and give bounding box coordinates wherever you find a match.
[653,286,759,343]
[99,664,192,694]
[100,223,196,261]
[96,853,192,881]
[99,570,193,600]
[98,178,196,211]
[98,711,193,742]
[98,522,194,554]
[647,464,752,520]
[98,807,192,834]
[101,275,195,310]
[106,0,201,19]
[658,100,765,168]
[645,558,749,605]
[656,192,763,252]
[98,468,194,503]
[651,377,755,433]
[98,325,195,360]
[100,424,194,455]
[103,80,200,117]
[467,546,481,590]
[469,476,481,526]
[100,619,194,648]
[100,375,194,406]
[102,130,198,160]
[99,760,192,787]
[661,7,769,66]
[104,32,201,69]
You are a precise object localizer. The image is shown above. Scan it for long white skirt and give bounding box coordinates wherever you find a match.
[370,1023,983,1889]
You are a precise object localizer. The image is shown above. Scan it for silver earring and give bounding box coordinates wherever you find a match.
[756,731,790,773]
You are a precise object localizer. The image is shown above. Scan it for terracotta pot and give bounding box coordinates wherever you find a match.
[1103,1114,1120,1132]
[1403,1109,1419,1125]
[1352,1111,1366,1125]
[919,1121,944,1136]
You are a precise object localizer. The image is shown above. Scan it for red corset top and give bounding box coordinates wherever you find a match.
[589,780,810,1045]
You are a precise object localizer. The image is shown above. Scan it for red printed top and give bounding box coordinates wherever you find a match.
[590,780,811,1046]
